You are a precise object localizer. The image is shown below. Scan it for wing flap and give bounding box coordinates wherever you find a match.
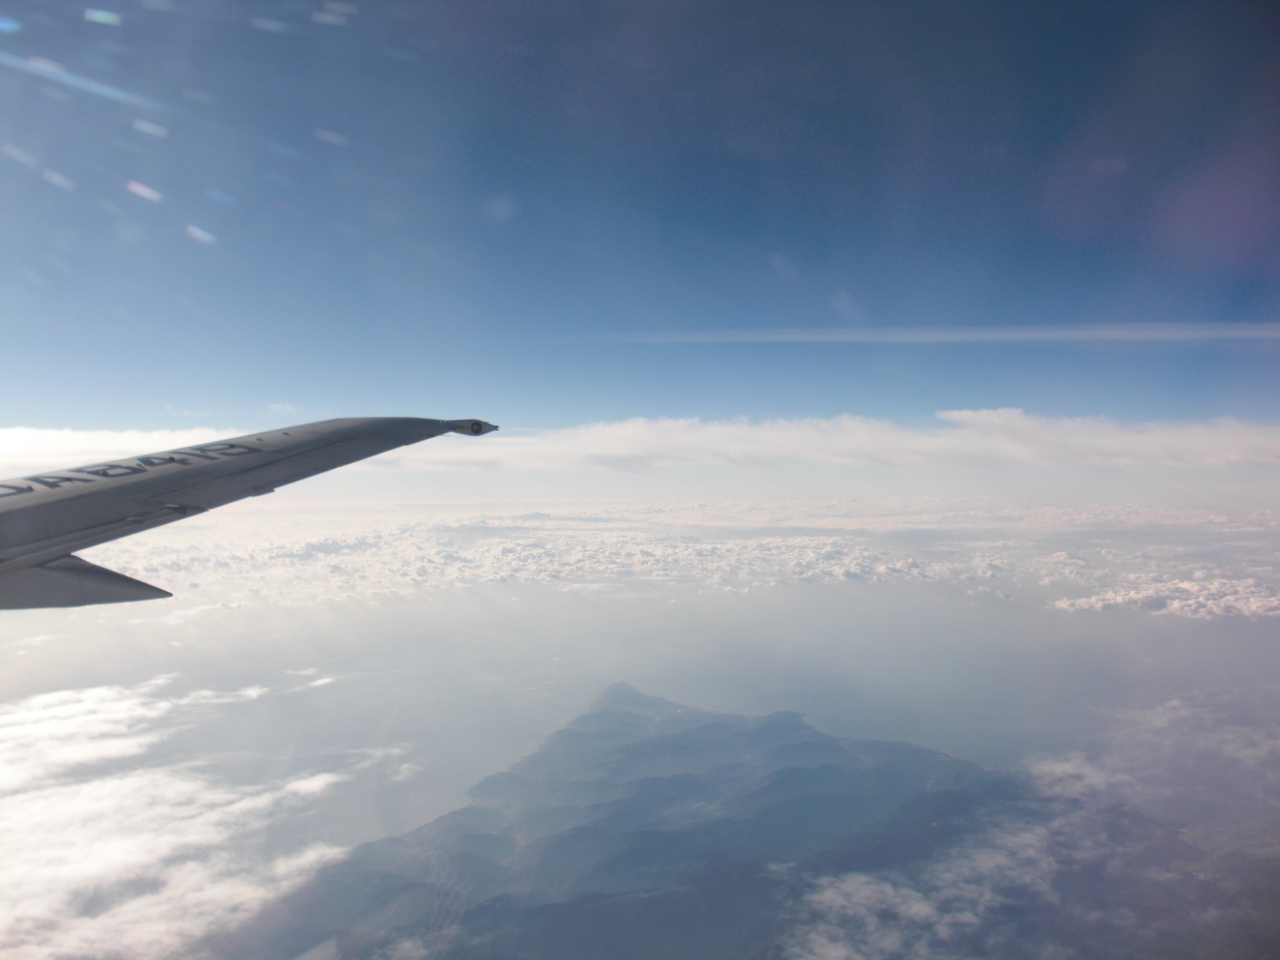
[0,555,171,609]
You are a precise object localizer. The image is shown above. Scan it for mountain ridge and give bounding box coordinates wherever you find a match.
[202,687,1279,960]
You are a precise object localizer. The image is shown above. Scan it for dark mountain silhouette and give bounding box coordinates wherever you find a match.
[204,685,1280,960]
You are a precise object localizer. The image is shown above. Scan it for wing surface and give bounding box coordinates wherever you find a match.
[0,416,497,608]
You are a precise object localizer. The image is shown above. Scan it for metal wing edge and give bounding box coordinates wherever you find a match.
[0,555,171,609]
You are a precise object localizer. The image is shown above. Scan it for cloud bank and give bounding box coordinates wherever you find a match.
[5,410,1280,478]
[370,410,1280,471]
[74,498,1280,621]
[1055,577,1280,618]
[0,426,233,477]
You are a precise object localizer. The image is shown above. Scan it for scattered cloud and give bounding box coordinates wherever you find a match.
[1098,694,1280,832]
[783,743,1259,960]
[391,762,424,782]
[73,499,1280,619]
[1026,753,1130,799]
[1054,577,1280,618]
[0,677,347,959]
[786,816,1062,960]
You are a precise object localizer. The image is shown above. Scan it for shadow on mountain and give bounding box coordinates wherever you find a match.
[202,684,1280,960]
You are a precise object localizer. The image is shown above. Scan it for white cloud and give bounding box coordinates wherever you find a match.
[82,513,1011,607]
[0,677,347,959]
[1054,577,1280,618]
[0,426,233,477]
[783,747,1218,960]
[73,498,1280,620]
[785,815,1065,960]
[391,762,424,783]
[1026,754,1129,799]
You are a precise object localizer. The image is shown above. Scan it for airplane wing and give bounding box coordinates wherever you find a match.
[0,416,497,609]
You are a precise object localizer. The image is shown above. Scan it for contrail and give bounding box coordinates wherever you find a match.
[619,322,1280,345]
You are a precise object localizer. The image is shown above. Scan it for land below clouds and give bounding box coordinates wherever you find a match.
[207,684,1280,960]
[3,638,1278,958]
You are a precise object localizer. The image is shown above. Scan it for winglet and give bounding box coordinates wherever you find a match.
[443,419,500,436]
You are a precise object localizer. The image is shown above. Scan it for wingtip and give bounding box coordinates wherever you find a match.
[444,419,500,436]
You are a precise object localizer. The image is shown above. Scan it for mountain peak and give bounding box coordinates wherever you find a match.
[587,682,683,717]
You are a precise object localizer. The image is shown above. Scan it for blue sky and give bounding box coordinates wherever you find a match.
[1,0,1277,428]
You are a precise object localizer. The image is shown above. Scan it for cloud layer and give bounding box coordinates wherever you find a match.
[1054,577,1280,618]
[73,498,1280,621]
[387,410,1280,471]
[0,426,233,478]
[5,410,1280,479]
